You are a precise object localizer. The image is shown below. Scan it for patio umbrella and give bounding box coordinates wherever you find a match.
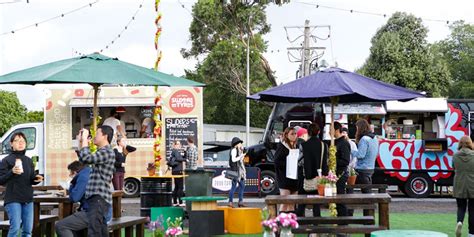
[0,53,204,130]
[249,67,424,145]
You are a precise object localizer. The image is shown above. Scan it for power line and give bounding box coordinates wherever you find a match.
[294,1,466,25]
[0,1,100,36]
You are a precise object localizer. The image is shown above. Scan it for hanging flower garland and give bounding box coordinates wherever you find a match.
[329,96,339,217]
[89,115,101,153]
[152,0,163,171]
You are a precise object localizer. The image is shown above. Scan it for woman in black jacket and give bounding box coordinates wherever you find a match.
[0,132,43,237]
[112,137,136,190]
[170,141,187,206]
[274,127,299,212]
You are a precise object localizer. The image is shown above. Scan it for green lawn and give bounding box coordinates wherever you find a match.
[143,213,463,237]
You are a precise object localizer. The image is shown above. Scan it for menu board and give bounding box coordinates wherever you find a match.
[165,117,198,158]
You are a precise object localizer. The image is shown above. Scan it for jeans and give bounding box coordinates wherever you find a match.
[457,198,474,234]
[5,202,33,237]
[229,178,245,203]
[86,195,109,237]
[355,169,374,193]
[55,211,89,237]
[112,172,125,190]
[172,171,184,204]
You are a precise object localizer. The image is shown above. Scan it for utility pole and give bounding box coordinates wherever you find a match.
[245,14,253,146]
[285,20,330,78]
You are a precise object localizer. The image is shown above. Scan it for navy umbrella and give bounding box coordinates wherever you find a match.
[249,67,424,103]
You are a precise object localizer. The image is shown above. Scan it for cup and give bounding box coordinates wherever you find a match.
[15,158,24,173]
[317,169,322,177]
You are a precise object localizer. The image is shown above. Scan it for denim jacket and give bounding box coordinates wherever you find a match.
[351,134,378,170]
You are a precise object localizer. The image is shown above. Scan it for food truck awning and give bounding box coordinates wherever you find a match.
[323,103,386,115]
[69,97,155,107]
[386,98,448,112]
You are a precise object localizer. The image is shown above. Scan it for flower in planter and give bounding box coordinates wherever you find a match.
[147,215,165,237]
[147,162,156,171]
[349,167,358,176]
[276,212,299,229]
[165,217,183,236]
[326,170,338,184]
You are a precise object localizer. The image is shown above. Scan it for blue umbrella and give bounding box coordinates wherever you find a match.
[248,67,424,103]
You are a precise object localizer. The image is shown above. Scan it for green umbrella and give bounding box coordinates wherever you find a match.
[0,53,204,129]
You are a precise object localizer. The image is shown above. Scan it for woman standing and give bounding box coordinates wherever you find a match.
[112,137,136,190]
[351,119,378,193]
[274,127,299,212]
[228,137,247,208]
[453,136,474,237]
[0,132,43,237]
[170,141,187,206]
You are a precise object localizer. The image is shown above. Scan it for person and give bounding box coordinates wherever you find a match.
[333,122,351,216]
[453,136,474,237]
[140,116,155,138]
[228,137,247,208]
[103,109,126,145]
[274,127,299,212]
[296,123,328,217]
[351,119,378,193]
[341,127,357,170]
[112,137,131,190]
[77,126,115,236]
[55,161,93,236]
[296,128,308,144]
[0,132,43,237]
[170,141,186,206]
[185,136,198,170]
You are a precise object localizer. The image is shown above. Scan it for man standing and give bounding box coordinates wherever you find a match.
[185,136,198,170]
[78,126,115,236]
[103,109,126,145]
[334,122,351,216]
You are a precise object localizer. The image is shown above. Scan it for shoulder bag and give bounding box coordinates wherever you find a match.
[303,141,325,192]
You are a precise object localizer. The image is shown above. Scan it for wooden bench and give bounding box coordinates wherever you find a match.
[265,193,391,237]
[0,215,59,237]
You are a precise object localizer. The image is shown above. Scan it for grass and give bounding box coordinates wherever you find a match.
[142,213,464,237]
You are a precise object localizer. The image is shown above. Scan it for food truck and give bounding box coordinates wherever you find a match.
[246,98,472,197]
[0,85,204,197]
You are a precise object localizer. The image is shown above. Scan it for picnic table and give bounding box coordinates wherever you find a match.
[265,193,391,236]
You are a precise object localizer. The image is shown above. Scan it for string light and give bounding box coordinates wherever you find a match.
[0,1,100,36]
[295,1,469,25]
[98,0,145,53]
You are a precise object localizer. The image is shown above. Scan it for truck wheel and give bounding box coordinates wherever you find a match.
[260,170,279,196]
[124,178,140,198]
[404,174,434,198]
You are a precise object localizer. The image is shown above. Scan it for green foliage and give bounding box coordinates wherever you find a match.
[433,21,474,98]
[0,90,44,137]
[183,1,276,128]
[358,12,451,97]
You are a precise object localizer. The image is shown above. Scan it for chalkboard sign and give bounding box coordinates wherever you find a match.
[165,117,198,159]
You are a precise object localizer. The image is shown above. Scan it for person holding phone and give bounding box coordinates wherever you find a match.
[0,132,43,237]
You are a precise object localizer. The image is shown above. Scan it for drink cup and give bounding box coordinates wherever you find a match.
[15,158,24,174]
[317,169,322,177]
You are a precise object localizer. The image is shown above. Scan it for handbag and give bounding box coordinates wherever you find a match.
[224,170,239,180]
[303,141,325,192]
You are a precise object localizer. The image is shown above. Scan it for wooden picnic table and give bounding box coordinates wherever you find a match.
[265,193,392,233]
[32,195,73,236]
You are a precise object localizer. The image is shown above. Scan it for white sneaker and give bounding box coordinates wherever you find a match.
[456,222,462,237]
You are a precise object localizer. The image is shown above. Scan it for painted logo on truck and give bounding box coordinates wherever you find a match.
[169,90,195,114]
[377,104,468,181]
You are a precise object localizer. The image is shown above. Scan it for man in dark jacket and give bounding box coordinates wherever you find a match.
[296,123,329,217]
[334,121,351,216]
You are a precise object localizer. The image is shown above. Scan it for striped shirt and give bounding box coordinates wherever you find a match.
[79,145,115,204]
[186,146,198,170]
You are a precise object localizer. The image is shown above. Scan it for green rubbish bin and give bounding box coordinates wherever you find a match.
[150,207,184,231]
[184,168,215,196]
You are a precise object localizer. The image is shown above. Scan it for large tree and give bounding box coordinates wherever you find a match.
[0,90,44,136]
[183,1,283,128]
[358,12,451,97]
[433,21,474,98]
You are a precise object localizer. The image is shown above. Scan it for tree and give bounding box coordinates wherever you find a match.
[358,12,451,97]
[0,90,44,136]
[433,21,474,98]
[182,1,282,127]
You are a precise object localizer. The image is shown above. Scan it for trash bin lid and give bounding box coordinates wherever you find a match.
[371,230,447,237]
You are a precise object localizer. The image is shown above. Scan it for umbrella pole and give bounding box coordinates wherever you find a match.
[92,84,99,132]
[330,102,335,147]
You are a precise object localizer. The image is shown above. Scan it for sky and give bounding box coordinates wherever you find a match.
[0,0,473,111]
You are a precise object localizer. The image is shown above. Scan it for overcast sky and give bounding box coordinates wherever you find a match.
[1,0,473,111]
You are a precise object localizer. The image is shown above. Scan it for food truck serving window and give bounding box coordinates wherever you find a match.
[69,97,155,107]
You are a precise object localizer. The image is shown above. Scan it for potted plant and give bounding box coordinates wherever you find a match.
[261,207,278,237]
[165,217,183,237]
[147,215,165,237]
[147,162,156,176]
[347,167,357,185]
[275,212,299,237]
[317,176,329,196]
